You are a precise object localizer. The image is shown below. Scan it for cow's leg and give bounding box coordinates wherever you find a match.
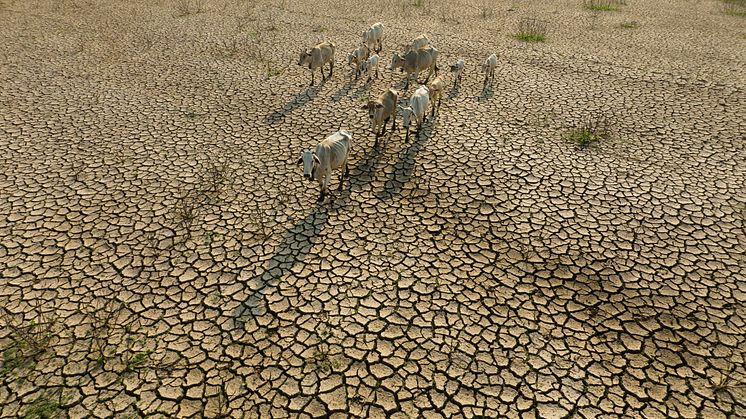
[381,118,387,135]
[420,67,430,83]
[310,70,315,86]
[329,61,334,78]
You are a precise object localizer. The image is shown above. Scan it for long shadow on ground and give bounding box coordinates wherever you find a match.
[233,139,385,323]
[329,78,356,102]
[266,84,321,124]
[375,121,433,201]
[447,83,461,100]
[477,83,494,102]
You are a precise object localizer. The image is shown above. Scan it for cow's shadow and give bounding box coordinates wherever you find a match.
[329,78,356,102]
[447,83,461,100]
[375,120,433,201]
[233,141,384,323]
[477,83,494,102]
[266,84,321,124]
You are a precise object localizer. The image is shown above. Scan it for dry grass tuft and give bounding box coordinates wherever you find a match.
[513,18,548,43]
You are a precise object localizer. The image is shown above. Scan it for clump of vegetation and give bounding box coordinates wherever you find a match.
[174,0,208,17]
[125,350,153,372]
[22,390,66,419]
[723,0,746,17]
[710,360,746,396]
[0,305,56,378]
[584,0,625,11]
[307,348,340,373]
[513,18,548,43]
[564,113,612,149]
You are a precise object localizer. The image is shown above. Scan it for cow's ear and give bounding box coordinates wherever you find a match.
[296,155,303,165]
[375,103,383,109]
[313,154,321,166]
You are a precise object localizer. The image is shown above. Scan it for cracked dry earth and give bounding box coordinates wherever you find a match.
[1,0,745,417]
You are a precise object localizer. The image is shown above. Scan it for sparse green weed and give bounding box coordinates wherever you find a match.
[564,113,611,149]
[513,18,548,43]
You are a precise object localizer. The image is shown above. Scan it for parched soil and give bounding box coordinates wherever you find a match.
[1,0,745,417]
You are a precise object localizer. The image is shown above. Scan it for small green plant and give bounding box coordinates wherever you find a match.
[413,0,424,6]
[513,18,548,43]
[23,390,66,419]
[584,0,624,11]
[619,21,639,29]
[126,350,152,372]
[563,113,611,149]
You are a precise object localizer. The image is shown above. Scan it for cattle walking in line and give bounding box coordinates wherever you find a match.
[361,88,399,144]
[361,54,380,81]
[399,85,430,141]
[407,33,431,52]
[388,46,439,90]
[482,53,498,87]
[362,22,385,53]
[428,76,445,116]
[298,41,336,86]
[347,45,371,80]
[297,130,352,201]
[450,59,465,87]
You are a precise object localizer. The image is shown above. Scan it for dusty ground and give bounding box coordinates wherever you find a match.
[1,0,745,417]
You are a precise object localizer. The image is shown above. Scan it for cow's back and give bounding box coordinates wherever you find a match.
[316,131,351,170]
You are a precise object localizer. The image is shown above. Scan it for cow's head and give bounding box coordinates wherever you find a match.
[298,49,312,66]
[388,52,403,71]
[297,150,320,181]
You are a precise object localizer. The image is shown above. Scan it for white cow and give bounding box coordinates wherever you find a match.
[407,33,431,51]
[399,85,430,141]
[482,53,498,86]
[361,54,380,81]
[362,22,385,53]
[297,130,352,201]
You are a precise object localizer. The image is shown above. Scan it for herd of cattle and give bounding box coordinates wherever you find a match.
[296,22,498,202]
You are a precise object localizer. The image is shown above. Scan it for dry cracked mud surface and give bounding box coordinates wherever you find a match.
[1,0,745,417]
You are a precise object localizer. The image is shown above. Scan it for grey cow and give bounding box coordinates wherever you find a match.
[388,46,439,90]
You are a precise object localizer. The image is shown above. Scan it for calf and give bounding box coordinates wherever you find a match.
[399,85,430,141]
[297,130,352,201]
[482,53,498,86]
[298,41,336,86]
[361,54,380,81]
[361,88,398,144]
[428,76,445,116]
[450,58,465,87]
[388,46,439,90]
